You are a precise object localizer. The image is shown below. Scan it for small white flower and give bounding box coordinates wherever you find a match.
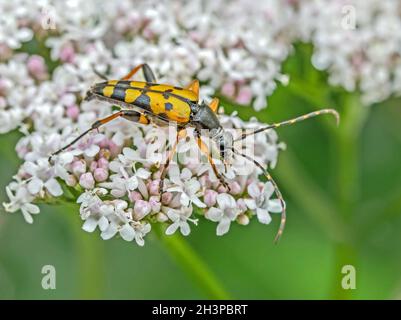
[70,133,104,158]
[77,188,108,219]
[23,159,63,197]
[101,220,151,246]
[244,182,283,224]
[167,166,206,208]
[206,193,240,236]
[3,185,38,224]
[100,166,150,198]
[165,206,198,236]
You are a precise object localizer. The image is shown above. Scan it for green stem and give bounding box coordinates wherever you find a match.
[63,203,105,299]
[330,94,370,299]
[153,224,231,299]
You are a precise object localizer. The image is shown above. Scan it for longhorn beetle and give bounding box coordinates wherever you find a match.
[49,63,339,242]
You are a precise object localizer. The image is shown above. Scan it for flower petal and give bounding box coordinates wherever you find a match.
[101,223,118,240]
[256,208,272,224]
[216,217,231,236]
[27,178,43,195]
[45,178,63,197]
[165,222,179,235]
[119,224,135,241]
[82,217,98,233]
[268,199,284,213]
[180,222,191,236]
[205,207,222,222]
[247,182,261,199]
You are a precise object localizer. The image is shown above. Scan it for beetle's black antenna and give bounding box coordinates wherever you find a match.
[48,127,93,162]
[92,65,108,80]
[232,148,286,243]
[235,109,339,141]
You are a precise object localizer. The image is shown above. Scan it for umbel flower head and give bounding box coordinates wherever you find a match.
[3,77,286,246]
[295,0,401,105]
[0,0,290,246]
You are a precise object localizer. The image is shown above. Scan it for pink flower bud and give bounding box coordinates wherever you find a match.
[108,140,120,157]
[0,79,8,94]
[65,174,77,187]
[66,105,79,119]
[133,200,151,220]
[72,159,86,176]
[97,157,109,170]
[236,86,253,105]
[0,44,12,61]
[94,168,108,182]
[228,181,241,195]
[98,149,111,160]
[148,180,160,195]
[237,213,250,226]
[221,82,236,98]
[237,198,247,211]
[217,184,228,193]
[149,195,161,212]
[156,212,168,222]
[79,172,95,189]
[204,189,218,207]
[89,160,98,172]
[27,55,48,80]
[161,192,173,205]
[59,43,75,63]
[199,175,211,188]
[129,191,143,202]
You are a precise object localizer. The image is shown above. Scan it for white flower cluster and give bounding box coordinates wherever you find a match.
[296,0,401,105]
[2,51,285,245]
[0,0,287,244]
[0,0,296,110]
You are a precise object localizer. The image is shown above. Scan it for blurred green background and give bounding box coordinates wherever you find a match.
[0,44,400,300]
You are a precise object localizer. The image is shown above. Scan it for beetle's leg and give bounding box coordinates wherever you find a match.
[209,97,219,113]
[121,63,157,82]
[196,137,230,190]
[49,110,143,161]
[158,129,187,194]
[184,79,199,99]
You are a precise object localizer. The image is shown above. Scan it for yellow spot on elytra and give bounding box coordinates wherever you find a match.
[108,80,118,85]
[125,88,141,103]
[130,81,147,88]
[103,86,114,97]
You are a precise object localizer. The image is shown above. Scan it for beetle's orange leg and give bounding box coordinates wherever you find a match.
[196,137,229,190]
[159,129,187,194]
[121,63,156,82]
[49,110,144,161]
[209,97,219,113]
[184,79,200,99]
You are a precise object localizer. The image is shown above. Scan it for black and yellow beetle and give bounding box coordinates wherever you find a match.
[50,63,339,242]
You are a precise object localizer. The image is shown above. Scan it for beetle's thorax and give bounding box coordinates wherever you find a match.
[191,102,222,135]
